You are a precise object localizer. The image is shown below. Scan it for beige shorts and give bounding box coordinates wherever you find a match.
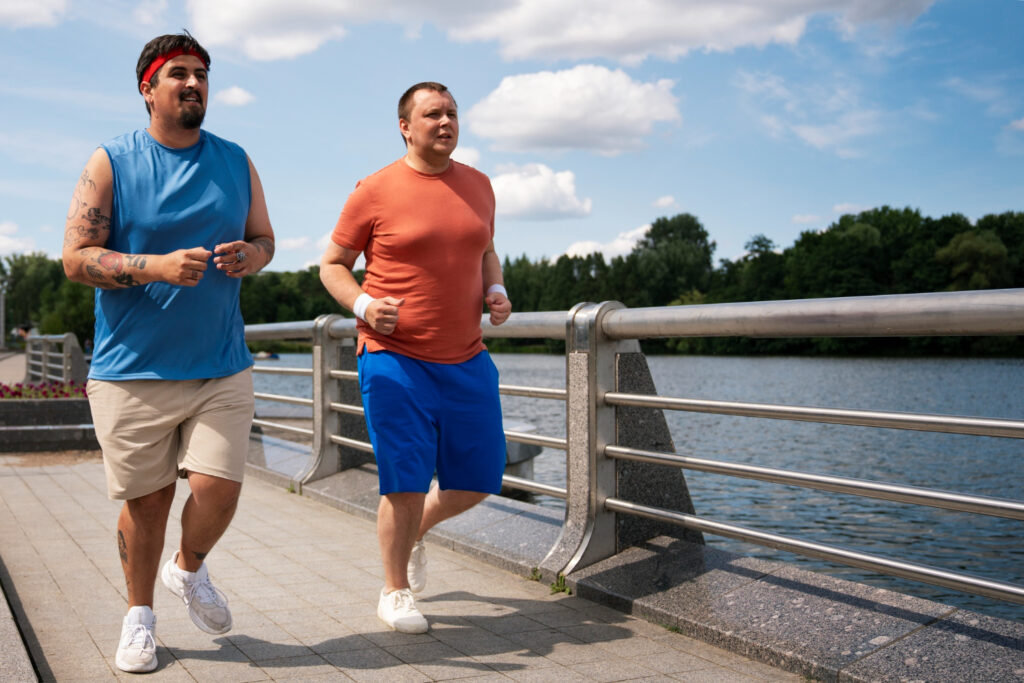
[87,368,254,500]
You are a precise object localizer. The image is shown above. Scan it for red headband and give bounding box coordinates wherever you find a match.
[141,47,208,85]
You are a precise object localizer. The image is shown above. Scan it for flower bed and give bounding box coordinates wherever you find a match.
[0,380,87,400]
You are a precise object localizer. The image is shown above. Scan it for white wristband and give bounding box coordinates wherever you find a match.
[352,293,374,322]
[487,284,508,297]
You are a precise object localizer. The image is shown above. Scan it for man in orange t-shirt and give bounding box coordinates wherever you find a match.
[320,82,511,634]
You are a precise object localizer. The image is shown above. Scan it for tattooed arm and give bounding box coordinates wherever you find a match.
[62,148,212,289]
[213,156,275,278]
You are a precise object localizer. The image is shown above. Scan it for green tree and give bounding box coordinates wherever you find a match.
[631,213,715,305]
[935,230,1011,290]
[39,278,95,345]
[0,253,65,331]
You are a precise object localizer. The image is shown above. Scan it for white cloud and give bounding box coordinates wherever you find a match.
[214,86,256,107]
[451,146,481,167]
[833,203,869,215]
[182,1,933,64]
[738,70,882,157]
[653,195,676,208]
[188,0,348,61]
[447,0,933,63]
[492,164,591,220]
[944,76,1013,117]
[278,237,310,250]
[0,221,34,255]
[132,0,167,27]
[565,224,649,259]
[792,109,882,158]
[0,0,65,28]
[1009,118,1024,132]
[467,65,679,155]
[792,214,821,225]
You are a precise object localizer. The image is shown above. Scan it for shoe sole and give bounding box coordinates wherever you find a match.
[377,611,429,634]
[115,653,158,673]
[160,561,232,635]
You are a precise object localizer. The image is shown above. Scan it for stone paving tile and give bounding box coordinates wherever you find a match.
[255,653,339,679]
[504,665,590,681]
[569,657,660,681]
[1,460,802,681]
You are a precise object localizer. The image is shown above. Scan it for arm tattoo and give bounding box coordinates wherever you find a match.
[83,250,142,288]
[65,179,111,247]
[251,236,275,265]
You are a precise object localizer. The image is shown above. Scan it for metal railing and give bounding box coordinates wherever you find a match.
[245,288,1024,607]
[23,333,88,384]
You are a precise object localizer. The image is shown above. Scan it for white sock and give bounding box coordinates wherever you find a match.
[125,605,155,625]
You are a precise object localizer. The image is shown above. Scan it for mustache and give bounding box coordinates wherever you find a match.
[180,88,204,105]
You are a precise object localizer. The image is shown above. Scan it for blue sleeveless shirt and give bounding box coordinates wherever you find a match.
[88,129,254,380]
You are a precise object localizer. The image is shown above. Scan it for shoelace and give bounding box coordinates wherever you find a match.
[390,589,416,613]
[184,577,226,608]
[123,624,155,651]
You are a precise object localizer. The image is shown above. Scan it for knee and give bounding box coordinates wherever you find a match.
[189,474,242,510]
[126,484,175,523]
[441,489,487,511]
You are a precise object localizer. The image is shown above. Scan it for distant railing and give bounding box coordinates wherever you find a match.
[245,288,1024,607]
[23,333,88,385]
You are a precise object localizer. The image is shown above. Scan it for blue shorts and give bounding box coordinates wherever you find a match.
[358,349,506,495]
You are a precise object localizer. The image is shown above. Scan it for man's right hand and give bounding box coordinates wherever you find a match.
[161,247,213,286]
[366,297,404,335]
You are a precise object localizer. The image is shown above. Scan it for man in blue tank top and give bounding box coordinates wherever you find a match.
[62,32,275,674]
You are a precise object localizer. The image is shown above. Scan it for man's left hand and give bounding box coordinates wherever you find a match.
[485,292,511,326]
[214,241,255,278]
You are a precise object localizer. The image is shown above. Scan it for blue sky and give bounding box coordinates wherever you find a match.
[1,0,1022,273]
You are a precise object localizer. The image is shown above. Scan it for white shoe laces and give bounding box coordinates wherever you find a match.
[388,588,417,613]
[123,623,155,651]
[184,576,226,608]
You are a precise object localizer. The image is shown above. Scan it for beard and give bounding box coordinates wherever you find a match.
[179,105,205,130]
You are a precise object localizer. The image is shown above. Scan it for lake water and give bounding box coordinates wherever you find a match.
[254,352,1024,622]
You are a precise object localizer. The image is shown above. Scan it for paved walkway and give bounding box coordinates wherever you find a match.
[0,456,799,682]
[0,351,25,385]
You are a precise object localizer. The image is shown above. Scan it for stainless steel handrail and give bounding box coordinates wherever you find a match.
[601,289,1024,339]
[244,288,1024,607]
[604,444,1024,520]
[254,392,312,407]
[500,384,568,400]
[603,392,1024,439]
[251,418,314,437]
[605,498,1024,605]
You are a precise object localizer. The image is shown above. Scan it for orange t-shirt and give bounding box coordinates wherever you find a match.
[331,159,495,363]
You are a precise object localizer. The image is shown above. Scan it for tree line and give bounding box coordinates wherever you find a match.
[2,206,1021,356]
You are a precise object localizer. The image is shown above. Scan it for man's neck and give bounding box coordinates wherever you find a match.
[147,119,201,148]
[404,150,450,175]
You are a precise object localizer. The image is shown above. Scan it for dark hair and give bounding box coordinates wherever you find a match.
[136,31,210,114]
[397,82,456,146]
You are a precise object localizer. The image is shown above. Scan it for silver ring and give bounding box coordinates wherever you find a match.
[236,250,247,263]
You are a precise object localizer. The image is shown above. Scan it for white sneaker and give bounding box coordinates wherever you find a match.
[377,588,428,634]
[160,550,232,634]
[408,540,427,593]
[115,605,157,673]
